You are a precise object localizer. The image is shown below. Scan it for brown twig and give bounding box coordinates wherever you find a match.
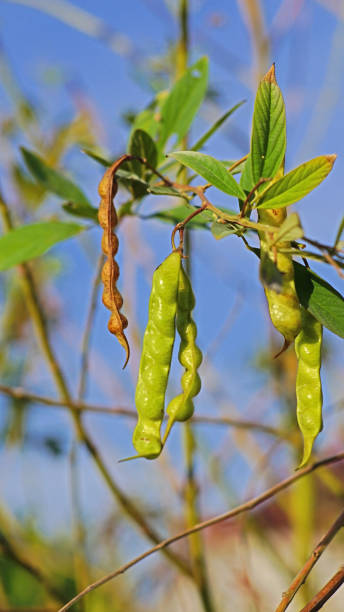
[274,508,344,611]
[240,176,271,217]
[57,451,344,612]
[300,566,344,612]
[0,383,289,438]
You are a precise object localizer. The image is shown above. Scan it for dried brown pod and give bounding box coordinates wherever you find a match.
[98,154,131,367]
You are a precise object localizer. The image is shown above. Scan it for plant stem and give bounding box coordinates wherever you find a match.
[175,2,215,610]
[0,383,292,438]
[274,508,344,611]
[300,566,344,612]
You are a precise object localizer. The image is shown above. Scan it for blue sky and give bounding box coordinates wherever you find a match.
[0,0,343,534]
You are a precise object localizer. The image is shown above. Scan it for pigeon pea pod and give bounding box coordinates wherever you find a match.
[295,308,323,467]
[98,156,130,367]
[163,264,202,444]
[258,207,302,347]
[133,250,181,459]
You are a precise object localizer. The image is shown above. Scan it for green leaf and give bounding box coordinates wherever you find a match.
[144,204,208,227]
[128,129,158,177]
[0,221,84,270]
[251,246,344,338]
[240,154,254,192]
[211,220,238,240]
[169,151,245,199]
[145,203,237,228]
[191,100,245,151]
[131,105,159,140]
[82,148,111,167]
[334,216,344,247]
[273,212,303,244]
[21,148,90,206]
[220,159,247,175]
[148,185,188,199]
[62,202,98,222]
[158,57,208,150]
[294,262,344,338]
[250,65,286,184]
[256,155,336,210]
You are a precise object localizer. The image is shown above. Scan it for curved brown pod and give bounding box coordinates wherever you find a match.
[98,155,130,367]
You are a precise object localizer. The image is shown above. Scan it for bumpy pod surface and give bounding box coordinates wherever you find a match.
[98,156,129,366]
[133,251,181,459]
[295,308,323,467]
[259,207,302,345]
[163,265,202,444]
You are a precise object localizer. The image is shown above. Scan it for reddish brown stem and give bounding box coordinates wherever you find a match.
[300,566,344,612]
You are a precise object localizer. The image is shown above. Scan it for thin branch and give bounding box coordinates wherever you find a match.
[300,566,344,612]
[0,383,289,438]
[57,451,344,612]
[274,508,344,612]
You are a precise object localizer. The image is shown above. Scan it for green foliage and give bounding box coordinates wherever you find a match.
[158,57,208,150]
[129,129,158,173]
[21,148,90,206]
[273,213,303,244]
[169,151,245,198]
[293,263,344,338]
[250,64,286,185]
[256,156,336,210]
[0,221,84,270]
[191,100,245,151]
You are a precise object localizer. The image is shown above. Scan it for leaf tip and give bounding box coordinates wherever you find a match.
[326,154,337,167]
[263,63,277,84]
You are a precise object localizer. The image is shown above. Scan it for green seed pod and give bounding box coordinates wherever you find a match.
[259,207,302,346]
[133,250,181,459]
[163,264,202,444]
[295,308,323,467]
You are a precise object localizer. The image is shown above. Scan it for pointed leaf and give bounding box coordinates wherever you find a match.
[211,220,238,240]
[0,221,84,270]
[240,154,254,191]
[145,203,237,228]
[144,204,209,227]
[274,212,303,243]
[169,151,245,199]
[131,105,159,140]
[128,129,158,177]
[148,185,187,198]
[220,159,247,175]
[82,148,111,167]
[294,262,344,338]
[21,148,90,206]
[191,100,245,151]
[334,216,344,247]
[250,65,286,183]
[256,155,336,210]
[158,57,208,150]
[252,247,344,338]
[62,202,98,222]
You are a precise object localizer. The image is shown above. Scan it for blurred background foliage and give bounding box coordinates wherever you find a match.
[0,1,343,610]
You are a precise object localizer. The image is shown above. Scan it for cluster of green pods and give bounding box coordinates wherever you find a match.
[132,250,202,459]
[258,207,323,466]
